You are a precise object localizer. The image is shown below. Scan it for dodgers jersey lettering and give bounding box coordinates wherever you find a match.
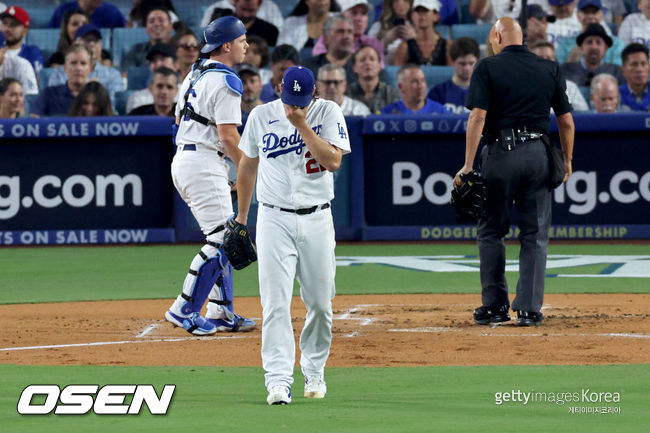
[239,98,351,209]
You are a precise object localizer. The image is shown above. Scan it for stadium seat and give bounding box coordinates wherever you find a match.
[26,28,60,53]
[384,65,454,90]
[39,68,54,91]
[277,0,300,18]
[436,25,451,39]
[579,86,591,105]
[127,67,150,90]
[450,23,492,43]
[299,46,314,62]
[114,89,135,115]
[176,5,205,28]
[24,7,52,29]
[112,27,148,67]
[456,0,477,24]
[24,94,38,114]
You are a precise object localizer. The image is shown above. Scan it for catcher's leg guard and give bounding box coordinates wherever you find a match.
[206,250,234,318]
[178,243,222,315]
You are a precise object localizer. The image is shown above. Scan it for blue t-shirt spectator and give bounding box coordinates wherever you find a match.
[48,1,126,28]
[380,99,450,114]
[427,79,469,114]
[31,84,75,116]
[619,82,650,111]
[14,44,44,75]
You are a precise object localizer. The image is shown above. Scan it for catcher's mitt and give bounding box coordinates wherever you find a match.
[222,217,257,270]
[451,171,486,223]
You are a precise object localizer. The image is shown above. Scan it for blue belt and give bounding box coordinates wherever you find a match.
[179,144,224,157]
[262,202,330,215]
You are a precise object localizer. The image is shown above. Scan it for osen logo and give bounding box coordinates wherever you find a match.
[17,384,175,415]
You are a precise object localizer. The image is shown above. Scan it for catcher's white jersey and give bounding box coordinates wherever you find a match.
[175,60,242,152]
[239,98,351,208]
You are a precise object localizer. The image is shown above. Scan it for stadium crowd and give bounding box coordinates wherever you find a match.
[0,0,648,118]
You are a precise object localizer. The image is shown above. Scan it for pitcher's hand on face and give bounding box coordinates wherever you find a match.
[283,103,309,128]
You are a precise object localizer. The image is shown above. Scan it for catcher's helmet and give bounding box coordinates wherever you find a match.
[451,171,486,223]
[201,16,246,54]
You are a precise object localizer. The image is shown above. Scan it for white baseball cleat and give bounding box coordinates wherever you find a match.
[304,374,326,399]
[267,386,292,405]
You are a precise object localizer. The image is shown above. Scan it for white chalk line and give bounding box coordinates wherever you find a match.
[0,335,251,352]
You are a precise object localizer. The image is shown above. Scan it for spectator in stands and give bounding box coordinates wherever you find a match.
[0,32,37,95]
[368,0,415,65]
[128,66,177,116]
[302,14,357,81]
[545,0,582,45]
[0,77,24,118]
[380,63,449,113]
[68,81,113,116]
[1,6,43,75]
[556,0,624,66]
[122,7,174,71]
[172,30,198,81]
[529,40,590,111]
[260,44,298,103]
[31,44,92,117]
[243,34,271,84]
[201,0,284,29]
[48,9,90,68]
[317,63,370,115]
[235,63,262,114]
[347,44,400,113]
[619,43,650,111]
[49,0,126,29]
[313,0,385,66]
[394,0,448,66]
[127,0,180,28]
[126,42,178,113]
[277,0,339,51]
[470,0,547,23]
[590,73,621,112]
[618,0,650,51]
[207,0,279,46]
[427,37,478,114]
[48,24,124,103]
[561,24,624,86]
[519,5,554,45]
[600,0,627,28]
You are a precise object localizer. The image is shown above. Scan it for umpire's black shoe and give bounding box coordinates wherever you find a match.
[516,311,543,327]
[473,305,511,325]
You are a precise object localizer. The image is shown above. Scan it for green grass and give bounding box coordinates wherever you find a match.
[0,364,646,433]
[0,243,648,303]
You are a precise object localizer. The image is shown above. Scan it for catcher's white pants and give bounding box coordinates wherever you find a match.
[171,147,232,244]
[256,204,336,390]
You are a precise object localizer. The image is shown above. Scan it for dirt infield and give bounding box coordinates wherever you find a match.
[1,294,649,367]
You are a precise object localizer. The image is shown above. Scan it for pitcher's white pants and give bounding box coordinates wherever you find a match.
[256,204,336,390]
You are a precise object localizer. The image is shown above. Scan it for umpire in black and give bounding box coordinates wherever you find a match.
[454,17,575,327]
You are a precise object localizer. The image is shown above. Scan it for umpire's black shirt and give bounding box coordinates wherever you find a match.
[465,45,572,136]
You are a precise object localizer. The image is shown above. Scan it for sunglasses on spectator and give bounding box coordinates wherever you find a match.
[318,79,345,86]
[178,44,198,51]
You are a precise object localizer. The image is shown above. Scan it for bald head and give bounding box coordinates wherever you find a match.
[489,17,524,54]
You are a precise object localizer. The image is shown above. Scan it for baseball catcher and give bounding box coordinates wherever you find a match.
[451,170,486,222]
[222,217,257,270]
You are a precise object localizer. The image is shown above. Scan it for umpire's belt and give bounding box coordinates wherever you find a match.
[262,202,330,215]
[485,129,544,151]
[177,144,225,158]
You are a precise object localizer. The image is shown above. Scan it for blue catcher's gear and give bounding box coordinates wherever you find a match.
[201,16,246,54]
[180,245,226,315]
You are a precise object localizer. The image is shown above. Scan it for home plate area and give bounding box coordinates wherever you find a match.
[0,294,649,367]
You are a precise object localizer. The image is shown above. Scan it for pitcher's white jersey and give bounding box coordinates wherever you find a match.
[175,60,242,152]
[239,98,351,209]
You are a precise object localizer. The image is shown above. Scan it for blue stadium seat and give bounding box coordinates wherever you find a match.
[114,89,135,115]
[24,7,52,29]
[436,25,451,39]
[384,65,455,90]
[456,0,477,24]
[177,5,206,28]
[579,86,591,105]
[299,46,314,62]
[24,94,38,115]
[127,67,150,90]
[277,0,300,18]
[450,23,492,43]
[112,27,148,67]
[26,28,60,53]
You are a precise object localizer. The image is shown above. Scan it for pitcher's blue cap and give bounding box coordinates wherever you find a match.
[281,66,315,107]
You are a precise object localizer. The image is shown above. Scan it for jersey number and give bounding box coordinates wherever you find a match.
[305,151,326,174]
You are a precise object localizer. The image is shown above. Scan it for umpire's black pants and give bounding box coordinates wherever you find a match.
[477,138,551,313]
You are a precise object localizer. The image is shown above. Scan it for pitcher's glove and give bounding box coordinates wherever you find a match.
[451,171,486,223]
[222,217,257,270]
